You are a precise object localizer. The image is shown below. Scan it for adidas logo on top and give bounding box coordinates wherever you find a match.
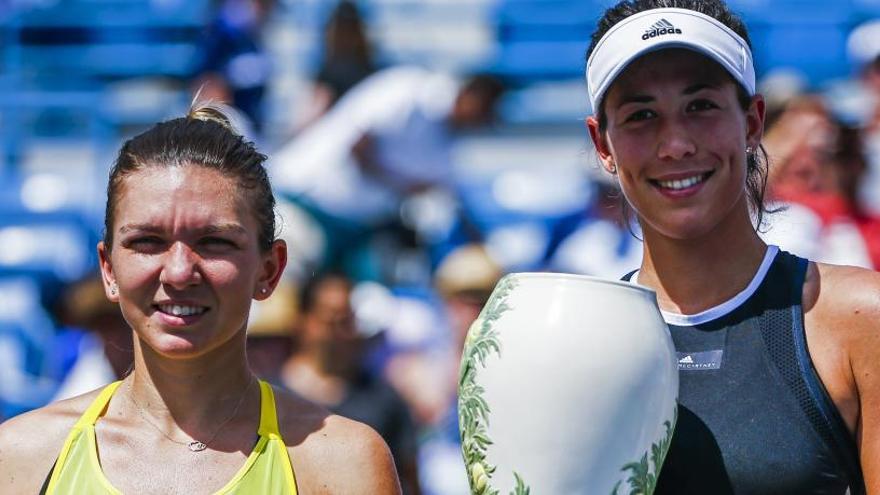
[642,18,683,40]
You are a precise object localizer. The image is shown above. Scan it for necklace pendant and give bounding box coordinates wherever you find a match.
[188,441,207,452]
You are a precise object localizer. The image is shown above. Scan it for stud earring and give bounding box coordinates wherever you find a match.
[110,283,118,296]
[608,163,617,174]
[260,288,268,295]
[745,145,754,154]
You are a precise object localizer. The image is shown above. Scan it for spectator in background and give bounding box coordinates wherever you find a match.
[547,180,644,278]
[847,19,880,217]
[271,66,504,281]
[51,276,133,401]
[280,273,420,494]
[386,245,501,424]
[848,19,880,134]
[0,279,65,420]
[764,96,836,196]
[755,69,807,131]
[298,0,378,128]
[193,0,275,133]
[867,50,880,136]
[384,244,501,495]
[820,126,880,268]
[245,281,297,383]
[763,97,880,268]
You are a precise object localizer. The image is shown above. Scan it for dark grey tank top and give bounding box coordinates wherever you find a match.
[625,249,864,494]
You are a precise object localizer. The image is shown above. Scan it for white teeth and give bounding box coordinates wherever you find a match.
[158,305,206,317]
[658,174,705,190]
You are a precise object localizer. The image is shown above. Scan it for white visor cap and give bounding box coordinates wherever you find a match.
[587,8,756,113]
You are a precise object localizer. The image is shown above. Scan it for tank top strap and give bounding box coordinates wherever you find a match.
[256,380,282,438]
[75,381,124,428]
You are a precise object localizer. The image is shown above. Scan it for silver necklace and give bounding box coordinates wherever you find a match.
[127,378,255,452]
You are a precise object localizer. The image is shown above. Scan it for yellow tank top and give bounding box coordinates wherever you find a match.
[45,380,298,494]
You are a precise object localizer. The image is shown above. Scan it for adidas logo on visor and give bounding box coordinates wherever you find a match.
[642,18,682,40]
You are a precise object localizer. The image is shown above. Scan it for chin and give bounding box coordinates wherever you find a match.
[144,330,229,360]
[152,337,210,359]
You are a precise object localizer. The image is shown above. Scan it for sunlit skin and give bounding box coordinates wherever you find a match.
[587,49,880,490]
[589,49,764,244]
[0,163,402,495]
[98,165,281,361]
[588,49,768,317]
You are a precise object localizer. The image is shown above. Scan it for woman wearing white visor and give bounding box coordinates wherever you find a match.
[586,1,876,493]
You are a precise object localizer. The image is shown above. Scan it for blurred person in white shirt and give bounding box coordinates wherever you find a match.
[846,19,880,215]
[270,66,503,277]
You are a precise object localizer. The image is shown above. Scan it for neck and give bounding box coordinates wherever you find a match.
[125,331,256,433]
[637,204,767,315]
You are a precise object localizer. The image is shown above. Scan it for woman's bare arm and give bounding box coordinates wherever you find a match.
[808,264,880,492]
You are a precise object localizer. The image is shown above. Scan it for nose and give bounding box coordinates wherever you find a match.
[656,118,697,161]
[159,242,202,290]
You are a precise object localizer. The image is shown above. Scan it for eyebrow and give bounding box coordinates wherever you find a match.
[202,224,248,236]
[118,224,160,235]
[118,223,248,236]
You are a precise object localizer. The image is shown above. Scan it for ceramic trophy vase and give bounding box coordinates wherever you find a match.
[459,273,678,495]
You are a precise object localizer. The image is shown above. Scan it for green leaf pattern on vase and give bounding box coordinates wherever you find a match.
[613,408,677,495]
[459,273,678,494]
[459,276,531,495]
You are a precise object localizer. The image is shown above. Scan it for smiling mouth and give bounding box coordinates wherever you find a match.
[155,304,209,317]
[651,171,713,191]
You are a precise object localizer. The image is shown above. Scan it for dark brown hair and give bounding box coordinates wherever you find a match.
[588,0,774,228]
[103,103,276,251]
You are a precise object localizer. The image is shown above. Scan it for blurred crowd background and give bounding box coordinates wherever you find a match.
[2,0,880,493]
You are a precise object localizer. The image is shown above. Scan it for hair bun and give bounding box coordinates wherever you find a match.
[188,101,234,127]
[187,90,252,137]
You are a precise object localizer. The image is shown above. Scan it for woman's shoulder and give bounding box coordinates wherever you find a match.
[804,261,880,376]
[270,385,401,494]
[806,261,880,321]
[807,262,880,482]
[804,261,880,340]
[0,386,108,493]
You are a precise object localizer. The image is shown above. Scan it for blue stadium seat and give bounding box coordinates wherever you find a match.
[749,22,852,82]
[493,40,588,82]
[490,0,609,82]
[0,209,98,286]
[853,0,880,17]
[0,276,59,419]
[491,0,863,86]
[496,0,600,38]
[497,0,607,25]
[0,0,206,172]
[6,0,210,81]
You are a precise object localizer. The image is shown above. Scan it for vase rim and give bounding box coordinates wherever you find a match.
[505,272,656,295]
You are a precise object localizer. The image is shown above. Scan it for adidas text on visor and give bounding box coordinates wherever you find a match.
[586,8,756,113]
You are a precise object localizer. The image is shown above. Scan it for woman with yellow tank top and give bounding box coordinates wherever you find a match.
[0,103,402,495]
